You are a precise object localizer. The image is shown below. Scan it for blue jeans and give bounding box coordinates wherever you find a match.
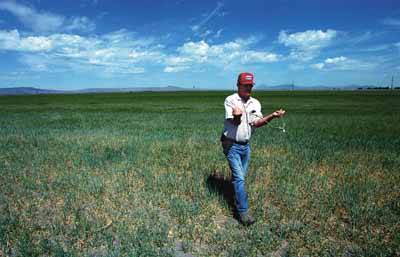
[223,142,250,214]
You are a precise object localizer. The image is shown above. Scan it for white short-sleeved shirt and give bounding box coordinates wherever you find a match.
[223,93,263,142]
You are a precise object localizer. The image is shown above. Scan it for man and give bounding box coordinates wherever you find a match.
[221,72,285,225]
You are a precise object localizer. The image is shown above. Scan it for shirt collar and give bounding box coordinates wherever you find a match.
[235,93,253,104]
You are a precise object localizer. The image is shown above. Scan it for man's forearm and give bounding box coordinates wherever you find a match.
[253,113,276,128]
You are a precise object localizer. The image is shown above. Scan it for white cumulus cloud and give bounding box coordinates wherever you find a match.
[0,29,52,51]
[1,28,163,74]
[241,51,280,64]
[279,29,337,61]
[178,40,210,59]
[166,38,280,72]
[310,63,325,70]
[165,56,192,66]
[164,66,190,73]
[325,56,347,64]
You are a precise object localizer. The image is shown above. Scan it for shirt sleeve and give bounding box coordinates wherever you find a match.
[250,102,263,125]
[224,97,234,119]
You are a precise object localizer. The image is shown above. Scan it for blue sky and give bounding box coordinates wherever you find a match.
[0,0,399,90]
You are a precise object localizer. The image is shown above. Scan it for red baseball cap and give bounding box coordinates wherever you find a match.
[237,72,254,85]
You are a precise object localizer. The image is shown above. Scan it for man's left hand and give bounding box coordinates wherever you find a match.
[272,109,286,118]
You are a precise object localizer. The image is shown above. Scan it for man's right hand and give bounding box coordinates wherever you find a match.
[232,106,243,117]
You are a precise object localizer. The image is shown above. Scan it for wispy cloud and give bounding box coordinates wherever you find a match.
[191,1,224,32]
[64,16,96,33]
[344,31,374,44]
[0,70,41,82]
[278,29,337,61]
[310,56,376,71]
[0,0,95,33]
[214,29,223,38]
[0,1,64,32]
[381,17,400,27]
[195,28,224,43]
[80,0,99,8]
[357,44,392,52]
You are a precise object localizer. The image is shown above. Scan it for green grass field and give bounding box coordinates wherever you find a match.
[1,90,399,256]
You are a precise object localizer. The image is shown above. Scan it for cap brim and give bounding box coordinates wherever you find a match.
[238,81,254,86]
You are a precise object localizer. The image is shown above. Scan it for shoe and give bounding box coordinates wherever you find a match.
[239,212,256,226]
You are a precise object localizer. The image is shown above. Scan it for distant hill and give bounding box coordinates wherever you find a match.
[255,84,297,90]
[255,84,375,90]
[0,86,193,95]
[74,86,190,93]
[0,87,68,95]
[0,84,387,95]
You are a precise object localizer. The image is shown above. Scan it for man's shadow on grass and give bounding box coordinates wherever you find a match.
[206,170,237,216]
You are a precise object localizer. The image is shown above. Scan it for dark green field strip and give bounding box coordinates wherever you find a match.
[1,91,399,115]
